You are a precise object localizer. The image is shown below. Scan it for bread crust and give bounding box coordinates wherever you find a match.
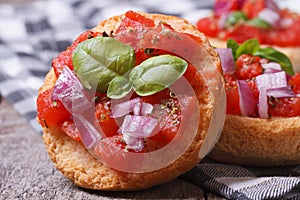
[40,12,221,190]
[208,115,300,166]
[208,37,300,72]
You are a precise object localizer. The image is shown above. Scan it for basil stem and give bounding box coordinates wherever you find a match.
[73,36,135,92]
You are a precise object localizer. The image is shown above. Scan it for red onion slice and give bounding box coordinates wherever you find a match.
[218,12,231,29]
[214,0,245,16]
[261,62,281,74]
[257,87,269,119]
[73,114,101,149]
[121,115,158,138]
[52,67,91,114]
[267,87,295,98]
[216,48,235,75]
[237,80,257,116]
[133,102,153,116]
[258,8,280,27]
[256,71,288,90]
[111,98,140,118]
[255,71,289,118]
[122,134,144,152]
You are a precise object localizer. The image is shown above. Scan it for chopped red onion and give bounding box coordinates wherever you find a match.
[237,80,257,116]
[258,8,280,27]
[121,115,158,138]
[255,71,289,118]
[267,87,295,98]
[218,12,231,29]
[133,102,153,116]
[216,48,235,75]
[52,67,91,114]
[214,0,245,16]
[73,114,101,149]
[111,98,140,118]
[266,0,280,13]
[122,134,144,152]
[280,18,293,28]
[261,62,281,74]
[257,87,269,119]
[256,71,288,90]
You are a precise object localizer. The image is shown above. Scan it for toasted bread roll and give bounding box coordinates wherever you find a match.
[39,12,224,190]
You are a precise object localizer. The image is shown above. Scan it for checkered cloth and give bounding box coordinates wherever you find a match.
[0,0,299,199]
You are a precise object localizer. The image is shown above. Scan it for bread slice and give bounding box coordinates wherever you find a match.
[39,12,223,190]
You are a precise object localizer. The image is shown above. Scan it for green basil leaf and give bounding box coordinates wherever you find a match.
[254,47,294,75]
[130,55,188,96]
[107,76,132,99]
[247,18,271,29]
[227,39,240,60]
[73,36,135,92]
[236,39,260,58]
[225,11,248,28]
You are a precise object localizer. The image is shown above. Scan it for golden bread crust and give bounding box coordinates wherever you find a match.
[208,37,300,72]
[208,115,300,166]
[40,12,221,190]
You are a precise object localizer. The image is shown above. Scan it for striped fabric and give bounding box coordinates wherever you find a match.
[0,0,299,199]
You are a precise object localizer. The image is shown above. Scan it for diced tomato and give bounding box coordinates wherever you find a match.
[289,73,300,94]
[224,25,266,44]
[235,54,263,80]
[267,18,300,47]
[147,93,196,146]
[52,30,102,77]
[224,74,241,115]
[242,0,266,19]
[37,88,71,127]
[60,119,81,141]
[269,97,300,117]
[95,101,119,137]
[196,17,220,37]
[115,10,155,34]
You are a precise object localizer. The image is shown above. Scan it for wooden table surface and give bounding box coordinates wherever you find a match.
[0,97,226,199]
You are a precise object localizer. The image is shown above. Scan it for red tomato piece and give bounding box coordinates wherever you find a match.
[115,10,155,34]
[60,119,81,141]
[224,74,241,115]
[224,25,266,44]
[242,0,266,19]
[147,93,196,146]
[269,97,300,117]
[235,54,263,80]
[37,88,71,127]
[196,17,219,37]
[95,101,119,137]
[289,73,300,94]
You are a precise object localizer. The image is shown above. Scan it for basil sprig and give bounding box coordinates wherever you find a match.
[73,36,188,99]
[73,36,135,92]
[225,11,248,28]
[227,39,294,75]
[247,18,272,29]
[108,55,188,99]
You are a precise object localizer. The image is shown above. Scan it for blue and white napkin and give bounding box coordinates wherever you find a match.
[0,0,299,199]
